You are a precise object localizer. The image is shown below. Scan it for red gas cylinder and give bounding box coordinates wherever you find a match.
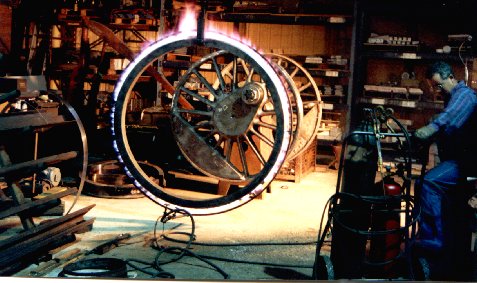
[369,171,403,278]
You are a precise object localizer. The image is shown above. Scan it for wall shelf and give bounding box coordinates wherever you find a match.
[207,12,352,25]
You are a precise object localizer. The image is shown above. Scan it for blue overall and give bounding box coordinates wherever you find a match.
[419,81,477,251]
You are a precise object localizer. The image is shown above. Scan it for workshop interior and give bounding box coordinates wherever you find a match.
[1,0,477,280]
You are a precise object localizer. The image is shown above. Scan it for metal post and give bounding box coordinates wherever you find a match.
[196,0,208,45]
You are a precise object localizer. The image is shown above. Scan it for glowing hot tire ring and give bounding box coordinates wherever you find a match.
[112,31,291,215]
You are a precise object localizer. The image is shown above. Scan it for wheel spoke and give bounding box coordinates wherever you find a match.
[232,56,238,90]
[258,109,277,118]
[246,67,255,82]
[177,108,213,117]
[249,127,274,148]
[179,86,215,107]
[254,120,277,131]
[192,69,220,100]
[237,137,250,177]
[240,58,250,77]
[194,121,214,130]
[243,134,266,166]
[212,57,226,91]
[289,67,299,78]
[224,138,233,161]
[299,81,312,93]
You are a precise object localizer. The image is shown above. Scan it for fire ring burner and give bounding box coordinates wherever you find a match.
[112,31,291,214]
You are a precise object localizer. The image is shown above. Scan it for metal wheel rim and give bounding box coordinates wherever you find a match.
[265,53,323,159]
[112,31,291,215]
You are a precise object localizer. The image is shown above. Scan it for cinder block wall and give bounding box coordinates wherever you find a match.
[0,4,12,54]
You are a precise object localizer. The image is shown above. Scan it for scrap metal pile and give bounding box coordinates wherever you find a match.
[0,90,93,275]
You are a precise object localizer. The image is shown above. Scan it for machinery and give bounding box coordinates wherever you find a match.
[0,89,94,275]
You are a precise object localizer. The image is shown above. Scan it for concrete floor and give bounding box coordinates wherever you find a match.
[13,168,338,280]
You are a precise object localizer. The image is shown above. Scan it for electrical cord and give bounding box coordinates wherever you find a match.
[153,208,195,263]
[155,246,231,278]
[120,208,228,279]
[329,192,420,237]
[125,258,175,278]
[316,195,333,249]
[157,248,313,269]
[153,208,230,279]
[123,206,316,279]
[154,208,315,271]
[160,234,318,247]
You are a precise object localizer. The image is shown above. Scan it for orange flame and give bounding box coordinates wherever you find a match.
[175,3,260,53]
[178,3,198,32]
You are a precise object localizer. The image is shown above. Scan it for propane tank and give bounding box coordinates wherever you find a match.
[369,166,403,278]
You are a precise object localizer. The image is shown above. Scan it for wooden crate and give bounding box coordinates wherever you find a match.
[276,138,317,183]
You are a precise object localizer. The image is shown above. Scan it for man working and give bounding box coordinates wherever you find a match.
[414,61,477,279]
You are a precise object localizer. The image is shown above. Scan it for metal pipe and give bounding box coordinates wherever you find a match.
[196,0,208,45]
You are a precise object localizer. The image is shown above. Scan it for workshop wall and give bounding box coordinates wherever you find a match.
[73,20,325,57]
[206,21,327,56]
[0,4,12,54]
[245,23,326,55]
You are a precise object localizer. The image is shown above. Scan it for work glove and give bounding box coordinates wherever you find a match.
[414,124,438,141]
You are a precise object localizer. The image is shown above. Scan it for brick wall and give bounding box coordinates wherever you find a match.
[0,4,12,54]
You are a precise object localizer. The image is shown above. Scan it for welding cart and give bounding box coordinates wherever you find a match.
[312,106,428,280]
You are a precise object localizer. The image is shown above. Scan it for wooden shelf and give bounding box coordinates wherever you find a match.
[308,68,350,78]
[207,12,352,25]
[322,102,349,111]
[357,97,444,110]
[362,50,474,61]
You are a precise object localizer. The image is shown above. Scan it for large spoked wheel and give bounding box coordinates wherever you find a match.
[112,31,291,215]
[172,49,294,182]
[212,54,303,161]
[266,53,323,159]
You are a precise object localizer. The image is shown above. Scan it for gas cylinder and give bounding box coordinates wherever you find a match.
[369,167,403,278]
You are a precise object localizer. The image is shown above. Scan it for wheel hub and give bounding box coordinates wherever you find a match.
[213,82,265,136]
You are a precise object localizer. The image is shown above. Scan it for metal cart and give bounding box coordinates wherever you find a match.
[312,106,426,280]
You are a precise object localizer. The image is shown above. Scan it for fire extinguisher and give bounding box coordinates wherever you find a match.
[369,165,403,278]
